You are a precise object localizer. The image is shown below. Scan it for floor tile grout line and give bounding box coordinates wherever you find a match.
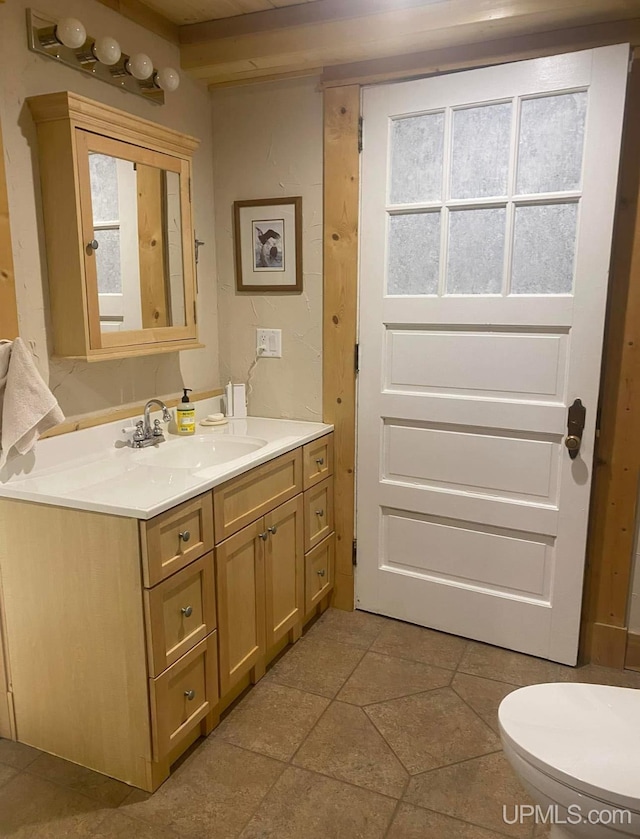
[224,750,290,839]
[212,705,410,805]
[381,796,404,839]
[404,800,529,839]
[287,696,337,766]
[339,679,455,710]
[285,762,403,806]
[447,681,508,737]
[400,747,505,789]
[289,695,413,794]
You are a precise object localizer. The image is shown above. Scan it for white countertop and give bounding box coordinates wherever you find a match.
[0,407,332,519]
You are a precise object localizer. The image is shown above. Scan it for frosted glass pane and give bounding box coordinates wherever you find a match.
[389,113,444,204]
[451,103,512,199]
[387,213,440,295]
[517,93,587,194]
[89,154,119,222]
[446,208,506,294]
[94,229,122,293]
[511,204,577,294]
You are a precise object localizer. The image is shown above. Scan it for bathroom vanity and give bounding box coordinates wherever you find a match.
[0,414,334,791]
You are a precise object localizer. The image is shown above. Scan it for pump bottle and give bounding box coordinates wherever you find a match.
[176,388,195,435]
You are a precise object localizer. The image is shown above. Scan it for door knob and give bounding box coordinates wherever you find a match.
[184,689,195,701]
[317,569,326,577]
[565,398,586,460]
[315,509,324,517]
[258,532,268,541]
[179,530,191,543]
[267,525,277,535]
[181,606,193,618]
[315,457,324,466]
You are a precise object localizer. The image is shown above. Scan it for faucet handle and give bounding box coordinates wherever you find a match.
[132,420,146,442]
[152,419,164,437]
[162,407,172,423]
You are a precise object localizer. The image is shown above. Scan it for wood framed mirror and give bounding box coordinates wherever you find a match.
[28,92,201,361]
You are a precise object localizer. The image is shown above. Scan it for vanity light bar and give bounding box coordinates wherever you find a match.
[26,9,180,106]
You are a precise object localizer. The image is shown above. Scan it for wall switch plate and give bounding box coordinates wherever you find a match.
[256,328,282,358]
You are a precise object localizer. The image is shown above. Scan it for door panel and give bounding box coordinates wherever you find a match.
[356,45,629,664]
[264,495,304,646]
[215,520,265,695]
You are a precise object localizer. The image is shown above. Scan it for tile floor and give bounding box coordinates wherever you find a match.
[1,608,640,838]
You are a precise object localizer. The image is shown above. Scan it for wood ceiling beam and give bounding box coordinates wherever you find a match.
[179,0,447,43]
[178,0,640,84]
[95,0,179,44]
[321,16,640,87]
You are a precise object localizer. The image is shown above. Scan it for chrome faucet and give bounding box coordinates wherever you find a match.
[131,399,173,448]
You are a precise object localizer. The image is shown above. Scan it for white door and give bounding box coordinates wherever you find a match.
[356,45,629,665]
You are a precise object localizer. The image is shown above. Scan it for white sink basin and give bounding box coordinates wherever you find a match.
[134,434,268,470]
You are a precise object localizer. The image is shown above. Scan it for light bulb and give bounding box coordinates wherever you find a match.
[92,35,121,66]
[55,17,86,49]
[126,53,153,80]
[155,66,180,92]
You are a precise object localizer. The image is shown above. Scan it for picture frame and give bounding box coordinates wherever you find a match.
[233,196,303,293]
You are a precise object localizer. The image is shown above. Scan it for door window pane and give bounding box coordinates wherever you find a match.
[450,103,512,199]
[446,208,506,294]
[94,229,122,293]
[516,92,587,195]
[387,212,440,295]
[389,113,444,204]
[511,204,578,294]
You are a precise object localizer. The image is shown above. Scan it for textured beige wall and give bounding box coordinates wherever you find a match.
[0,0,219,420]
[211,78,323,421]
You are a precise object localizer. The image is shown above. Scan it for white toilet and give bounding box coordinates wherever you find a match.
[498,683,640,838]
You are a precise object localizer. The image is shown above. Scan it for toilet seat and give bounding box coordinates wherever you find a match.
[498,683,640,814]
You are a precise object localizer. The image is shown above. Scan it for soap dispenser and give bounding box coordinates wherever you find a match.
[176,388,195,435]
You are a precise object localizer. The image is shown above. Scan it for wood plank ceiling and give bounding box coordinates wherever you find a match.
[140,0,321,25]
[114,0,640,88]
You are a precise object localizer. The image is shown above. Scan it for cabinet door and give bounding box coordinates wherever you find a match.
[215,519,266,696]
[264,495,304,647]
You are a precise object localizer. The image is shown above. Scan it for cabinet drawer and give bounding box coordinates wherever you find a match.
[141,493,214,587]
[302,434,333,490]
[144,553,216,677]
[304,478,334,552]
[214,449,302,543]
[305,534,335,614]
[149,633,218,761]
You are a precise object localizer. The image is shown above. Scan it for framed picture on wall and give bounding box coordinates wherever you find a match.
[233,196,302,292]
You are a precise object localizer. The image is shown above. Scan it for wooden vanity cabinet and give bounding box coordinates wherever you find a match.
[0,433,334,793]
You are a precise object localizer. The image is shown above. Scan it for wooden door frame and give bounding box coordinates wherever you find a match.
[322,32,640,670]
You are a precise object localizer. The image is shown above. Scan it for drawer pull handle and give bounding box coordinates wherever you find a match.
[258,532,268,541]
[184,690,196,701]
[317,569,326,577]
[315,457,324,466]
[267,525,277,535]
[179,530,191,543]
[315,509,324,517]
[181,606,193,618]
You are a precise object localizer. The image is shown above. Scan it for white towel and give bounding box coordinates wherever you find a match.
[0,338,64,467]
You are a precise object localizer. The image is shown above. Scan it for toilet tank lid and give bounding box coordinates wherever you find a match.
[499,683,640,811]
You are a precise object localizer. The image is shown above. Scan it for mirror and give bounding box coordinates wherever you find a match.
[87,152,186,334]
